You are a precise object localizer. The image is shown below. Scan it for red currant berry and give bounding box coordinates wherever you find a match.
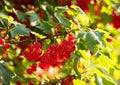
[107,38,112,43]
[4,43,10,49]
[15,81,22,85]
[28,82,34,85]
[39,12,44,19]
[0,38,4,45]
[90,51,94,56]
[27,68,33,74]
[16,56,23,61]
[31,64,37,71]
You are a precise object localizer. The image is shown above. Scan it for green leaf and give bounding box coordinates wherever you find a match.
[77,32,87,50]
[70,5,84,14]
[0,15,14,29]
[73,53,81,79]
[55,6,69,14]
[73,79,86,85]
[76,14,89,26]
[42,39,51,50]
[10,24,31,37]
[96,67,108,74]
[70,5,89,25]
[77,41,86,50]
[0,17,8,29]
[94,30,106,47]
[27,11,41,26]
[89,4,94,14]
[0,61,14,85]
[85,31,104,53]
[14,10,26,21]
[109,68,114,76]
[54,6,71,27]
[36,21,52,34]
[94,74,103,85]
[102,77,116,85]
[54,12,71,27]
[96,55,114,69]
[100,13,112,24]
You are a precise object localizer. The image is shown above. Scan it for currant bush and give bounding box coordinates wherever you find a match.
[0,0,120,85]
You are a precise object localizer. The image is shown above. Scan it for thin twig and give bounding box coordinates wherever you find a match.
[6,28,79,44]
[2,27,9,39]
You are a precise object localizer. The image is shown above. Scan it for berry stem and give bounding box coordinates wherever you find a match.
[2,27,9,39]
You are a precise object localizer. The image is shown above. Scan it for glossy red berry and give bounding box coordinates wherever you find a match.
[28,82,34,85]
[16,56,23,61]
[90,51,94,56]
[76,0,90,12]
[107,38,112,43]
[39,12,44,19]
[61,76,74,85]
[112,11,120,29]
[15,81,22,85]
[4,43,10,49]
[0,38,4,45]
[27,68,33,74]
[31,64,37,71]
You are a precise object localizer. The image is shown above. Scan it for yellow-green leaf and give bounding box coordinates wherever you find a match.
[31,31,46,39]
[1,15,13,26]
[76,14,89,26]
[73,79,86,85]
[70,5,89,25]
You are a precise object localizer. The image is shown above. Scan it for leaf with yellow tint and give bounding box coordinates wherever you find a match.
[73,79,86,85]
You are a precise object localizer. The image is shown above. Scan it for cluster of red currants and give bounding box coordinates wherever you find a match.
[23,42,42,62]
[23,34,75,71]
[38,34,76,70]
[26,64,37,74]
